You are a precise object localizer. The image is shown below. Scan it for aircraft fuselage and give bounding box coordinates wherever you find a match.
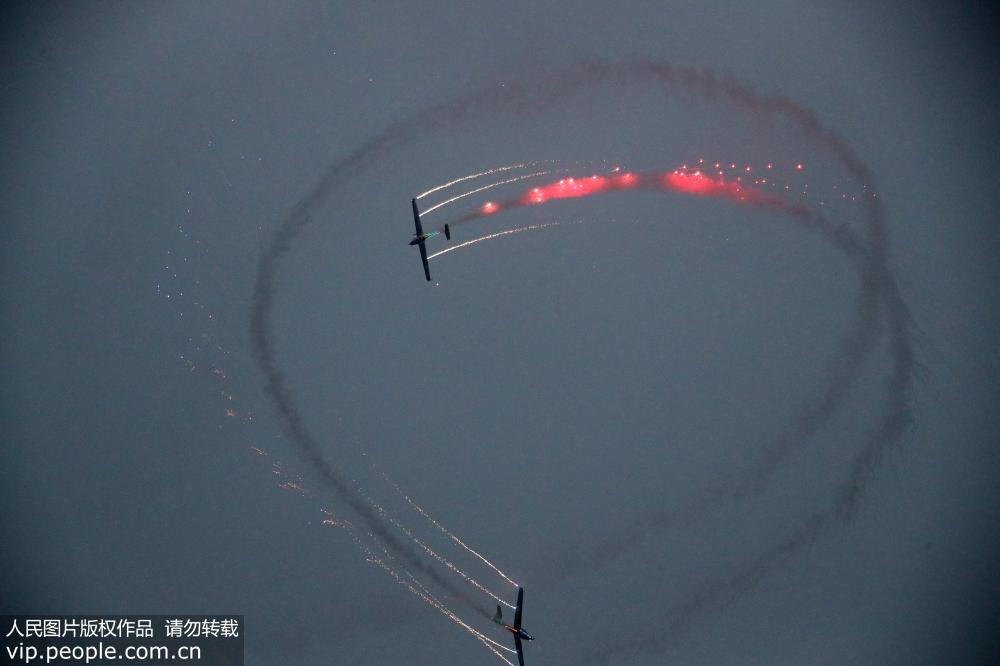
[408,231,438,246]
[502,624,533,641]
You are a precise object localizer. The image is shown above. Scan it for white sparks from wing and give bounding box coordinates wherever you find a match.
[415,162,551,200]
[428,219,589,261]
[382,472,520,589]
[420,172,551,217]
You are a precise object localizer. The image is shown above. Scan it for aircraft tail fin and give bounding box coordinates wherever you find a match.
[493,605,503,624]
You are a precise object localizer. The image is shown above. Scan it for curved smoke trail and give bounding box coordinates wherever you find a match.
[250,58,913,661]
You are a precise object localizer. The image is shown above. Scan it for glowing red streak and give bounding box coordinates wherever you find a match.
[523,175,611,205]
[663,170,761,202]
[462,163,794,225]
[521,172,643,205]
[611,172,639,188]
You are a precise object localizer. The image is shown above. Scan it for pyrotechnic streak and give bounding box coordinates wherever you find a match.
[409,530,515,610]
[420,171,551,217]
[428,220,587,260]
[362,488,516,610]
[430,165,801,235]
[381,473,520,588]
[255,451,514,657]
[473,633,519,657]
[355,534,517,665]
[415,162,548,200]
[222,436,510,654]
[395,564,517,657]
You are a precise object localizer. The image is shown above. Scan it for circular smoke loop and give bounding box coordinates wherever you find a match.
[249,58,914,662]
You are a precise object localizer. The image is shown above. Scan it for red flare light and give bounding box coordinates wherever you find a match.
[611,172,639,188]
[461,161,796,227]
[522,175,610,205]
[663,170,757,202]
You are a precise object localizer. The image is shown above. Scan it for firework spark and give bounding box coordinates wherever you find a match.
[415,162,550,200]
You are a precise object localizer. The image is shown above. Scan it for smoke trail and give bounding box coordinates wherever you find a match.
[425,171,882,587]
[250,58,913,660]
[566,65,913,660]
[411,64,910,609]
[540,204,874,577]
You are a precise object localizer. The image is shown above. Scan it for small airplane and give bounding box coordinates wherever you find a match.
[493,587,533,666]
[408,198,450,281]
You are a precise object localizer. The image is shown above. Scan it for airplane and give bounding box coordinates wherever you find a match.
[493,587,533,666]
[408,197,450,282]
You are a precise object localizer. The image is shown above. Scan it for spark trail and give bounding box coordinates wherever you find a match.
[265,449,519,654]
[381,471,520,589]
[360,486,513,613]
[259,449,518,655]
[431,165,799,234]
[419,171,553,217]
[415,162,549,200]
[428,220,588,261]
[355,534,516,665]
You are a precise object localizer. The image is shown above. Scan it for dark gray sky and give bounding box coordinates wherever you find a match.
[3,2,998,664]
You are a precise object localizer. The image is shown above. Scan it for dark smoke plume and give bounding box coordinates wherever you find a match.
[249,59,914,658]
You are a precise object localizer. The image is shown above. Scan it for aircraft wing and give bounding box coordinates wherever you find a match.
[411,198,425,237]
[514,635,524,666]
[412,198,431,282]
[513,587,524,629]
[417,242,431,281]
